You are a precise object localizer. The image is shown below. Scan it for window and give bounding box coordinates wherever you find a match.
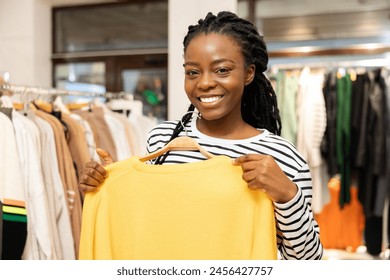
[53,1,168,53]
[52,1,168,120]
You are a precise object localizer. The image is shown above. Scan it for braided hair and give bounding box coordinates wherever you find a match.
[154,11,282,164]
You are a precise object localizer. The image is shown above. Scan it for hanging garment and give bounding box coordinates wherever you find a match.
[106,99,144,156]
[361,68,389,256]
[61,113,91,178]
[34,110,81,258]
[103,111,132,160]
[29,111,75,259]
[30,114,62,259]
[111,112,140,157]
[73,107,118,162]
[127,102,158,156]
[336,72,353,207]
[0,111,27,259]
[316,177,365,252]
[70,113,100,162]
[374,68,390,217]
[296,67,327,213]
[321,71,339,177]
[82,99,132,161]
[12,110,57,260]
[276,70,299,146]
[79,156,277,260]
[356,69,387,215]
[376,70,390,219]
[350,73,370,169]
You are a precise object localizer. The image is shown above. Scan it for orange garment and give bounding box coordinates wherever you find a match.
[316,177,365,252]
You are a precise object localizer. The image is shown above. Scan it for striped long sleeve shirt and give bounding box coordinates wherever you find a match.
[145,117,323,260]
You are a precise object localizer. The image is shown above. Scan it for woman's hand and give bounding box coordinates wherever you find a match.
[233,154,298,204]
[78,148,114,193]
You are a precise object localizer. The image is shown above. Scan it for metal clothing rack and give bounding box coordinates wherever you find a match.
[0,83,128,99]
[268,57,390,72]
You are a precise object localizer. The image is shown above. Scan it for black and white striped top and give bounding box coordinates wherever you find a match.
[146,117,323,260]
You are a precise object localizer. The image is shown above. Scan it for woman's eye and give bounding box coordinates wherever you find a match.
[216,68,230,74]
[185,70,198,76]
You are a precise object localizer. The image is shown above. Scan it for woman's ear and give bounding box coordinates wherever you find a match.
[245,64,256,86]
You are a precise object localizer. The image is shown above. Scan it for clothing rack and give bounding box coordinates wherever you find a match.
[0,83,129,99]
[268,57,390,72]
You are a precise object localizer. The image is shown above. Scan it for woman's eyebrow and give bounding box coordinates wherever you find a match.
[183,58,235,67]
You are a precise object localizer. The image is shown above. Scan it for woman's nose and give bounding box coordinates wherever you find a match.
[197,73,216,90]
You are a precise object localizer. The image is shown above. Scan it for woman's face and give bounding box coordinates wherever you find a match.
[183,33,254,123]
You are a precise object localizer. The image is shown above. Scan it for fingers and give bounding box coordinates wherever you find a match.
[241,169,258,185]
[96,148,114,167]
[78,148,113,195]
[233,155,268,191]
[233,154,266,166]
[234,154,276,192]
[84,161,108,180]
[78,161,108,193]
[233,154,298,203]
[79,182,99,193]
[233,154,273,173]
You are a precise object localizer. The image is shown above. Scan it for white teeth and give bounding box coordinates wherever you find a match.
[200,96,222,103]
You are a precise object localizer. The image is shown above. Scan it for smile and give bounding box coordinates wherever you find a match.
[199,96,223,103]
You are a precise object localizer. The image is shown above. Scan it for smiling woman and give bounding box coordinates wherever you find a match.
[183,33,255,137]
[78,11,323,260]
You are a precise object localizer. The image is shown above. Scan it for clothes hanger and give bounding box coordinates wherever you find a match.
[139,136,214,162]
[138,112,214,162]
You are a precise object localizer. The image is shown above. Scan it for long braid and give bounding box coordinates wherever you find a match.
[183,11,282,135]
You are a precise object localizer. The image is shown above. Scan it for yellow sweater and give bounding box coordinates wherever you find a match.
[79,156,277,260]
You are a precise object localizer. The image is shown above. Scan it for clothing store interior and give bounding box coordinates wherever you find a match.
[1,0,389,260]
